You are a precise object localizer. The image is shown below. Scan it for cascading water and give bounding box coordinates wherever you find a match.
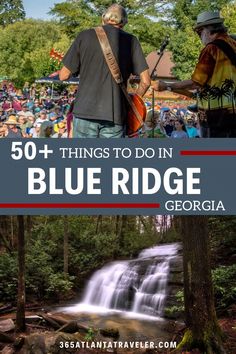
[66,243,180,319]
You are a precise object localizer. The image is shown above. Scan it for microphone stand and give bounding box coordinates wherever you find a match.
[150,36,169,138]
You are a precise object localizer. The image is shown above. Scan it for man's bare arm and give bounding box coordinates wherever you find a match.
[135,69,151,97]
[152,79,200,92]
[59,66,72,81]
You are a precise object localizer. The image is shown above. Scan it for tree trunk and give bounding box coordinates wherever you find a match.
[16,215,26,332]
[115,215,120,236]
[95,215,102,233]
[63,216,69,276]
[0,216,14,253]
[117,215,127,250]
[26,216,33,239]
[179,216,225,354]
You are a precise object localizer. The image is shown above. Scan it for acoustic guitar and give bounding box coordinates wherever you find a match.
[127,93,147,137]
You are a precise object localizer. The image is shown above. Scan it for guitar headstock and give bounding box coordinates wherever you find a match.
[50,48,64,63]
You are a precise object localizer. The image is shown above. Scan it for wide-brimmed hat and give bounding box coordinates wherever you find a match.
[58,122,66,129]
[194,11,224,31]
[5,115,18,125]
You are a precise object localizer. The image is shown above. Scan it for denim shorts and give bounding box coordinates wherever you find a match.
[73,117,125,138]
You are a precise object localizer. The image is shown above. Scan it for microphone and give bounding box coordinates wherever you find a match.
[157,36,170,54]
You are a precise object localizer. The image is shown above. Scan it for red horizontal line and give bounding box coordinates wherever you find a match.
[180,150,236,156]
[0,203,160,209]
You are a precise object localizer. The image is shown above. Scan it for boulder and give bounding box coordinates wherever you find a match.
[20,334,46,354]
[20,332,86,354]
[100,328,119,339]
[56,320,79,334]
[0,319,15,333]
[13,336,25,350]
[1,346,14,354]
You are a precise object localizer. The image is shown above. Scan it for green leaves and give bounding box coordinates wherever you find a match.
[0,0,25,27]
[49,0,98,38]
[0,0,235,84]
[0,19,69,86]
[168,0,236,79]
[0,252,17,301]
[212,265,236,309]
[222,2,236,33]
[170,24,201,80]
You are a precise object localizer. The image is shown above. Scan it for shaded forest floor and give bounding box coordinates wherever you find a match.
[0,306,236,354]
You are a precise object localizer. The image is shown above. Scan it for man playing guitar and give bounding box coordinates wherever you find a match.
[59,4,150,138]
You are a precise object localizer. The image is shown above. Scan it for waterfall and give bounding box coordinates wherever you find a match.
[66,243,180,318]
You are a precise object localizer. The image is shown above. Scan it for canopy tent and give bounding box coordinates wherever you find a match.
[0,76,11,82]
[35,71,79,85]
[35,71,79,98]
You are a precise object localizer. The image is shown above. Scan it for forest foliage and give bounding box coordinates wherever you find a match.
[0,215,235,315]
[0,0,236,85]
[0,215,158,303]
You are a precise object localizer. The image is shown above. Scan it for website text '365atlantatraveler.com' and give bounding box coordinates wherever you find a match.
[59,340,177,350]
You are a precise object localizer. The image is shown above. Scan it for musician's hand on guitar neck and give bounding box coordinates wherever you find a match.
[152,80,167,92]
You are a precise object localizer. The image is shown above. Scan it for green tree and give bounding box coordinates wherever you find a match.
[179,216,225,354]
[170,0,232,30]
[222,2,236,33]
[169,0,236,79]
[0,0,25,27]
[50,0,98,38]
[0,20,69,86]
[170,23,201,80]
[50,0,169,55]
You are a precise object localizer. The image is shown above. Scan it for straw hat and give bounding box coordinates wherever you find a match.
[194,11,224,31]
[58,122,66,129]
[5,115,18,125]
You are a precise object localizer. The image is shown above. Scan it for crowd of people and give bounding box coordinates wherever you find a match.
[140,104,200,138]
[0,82,75,138]
[0,7,235,140]
[0,81,201,139]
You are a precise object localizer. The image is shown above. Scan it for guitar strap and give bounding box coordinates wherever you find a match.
[94,26,143,126]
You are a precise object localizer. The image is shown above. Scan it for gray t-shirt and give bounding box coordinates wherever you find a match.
[63,24,148,125]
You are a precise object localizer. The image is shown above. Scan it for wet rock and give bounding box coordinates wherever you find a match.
[49,332,86,354]
[25,315,42,324]
[20,334,46,354]
[168,271,183,285]
[1,345,14,354]
[0,319,15,333]
[100,328,120,339]
[0,331,14,343]
[57,320,80,333]
[166,285,183,297]
[13,336,25,350]
[165,294,180,306]
[18,332,86,354]
[169,256,183,272]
